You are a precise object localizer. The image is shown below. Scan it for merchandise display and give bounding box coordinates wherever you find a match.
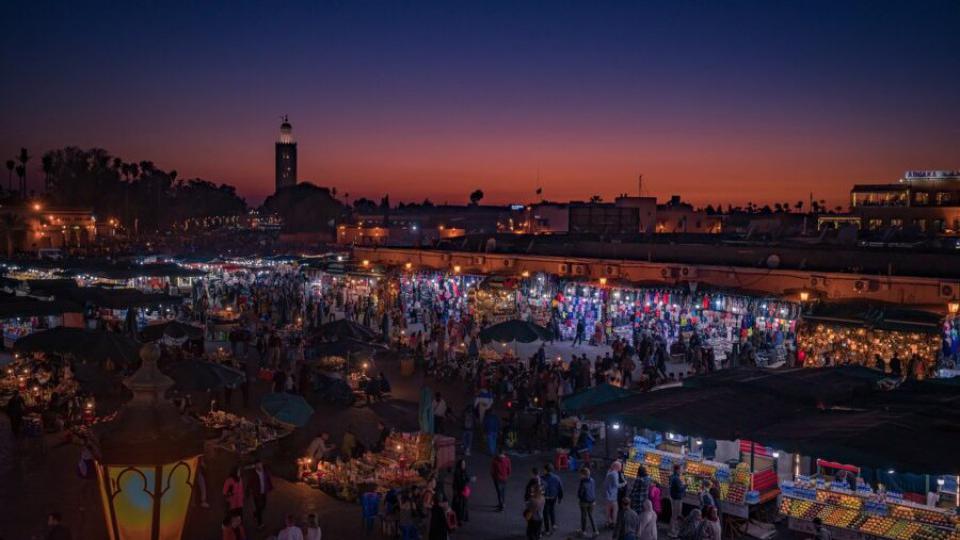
[300,432,437,502]
[781,479,960,540]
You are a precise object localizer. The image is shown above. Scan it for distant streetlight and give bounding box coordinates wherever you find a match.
[799,290,810,302]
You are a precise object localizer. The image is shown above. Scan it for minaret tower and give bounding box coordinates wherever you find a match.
[275,115,297,192]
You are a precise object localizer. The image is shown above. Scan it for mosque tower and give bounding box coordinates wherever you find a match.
[275,116,297,192]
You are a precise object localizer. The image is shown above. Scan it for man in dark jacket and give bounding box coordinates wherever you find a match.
[541,463,564,534]
[669,464,686,537]
[245,459,274,529]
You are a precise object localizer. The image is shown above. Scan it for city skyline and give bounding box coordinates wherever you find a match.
[2,1,958,206]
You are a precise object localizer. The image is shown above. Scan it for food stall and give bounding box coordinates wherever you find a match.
[198,410,293,454]
[622,435,780,521]
[300,432,448,502]
[780,471,959,540]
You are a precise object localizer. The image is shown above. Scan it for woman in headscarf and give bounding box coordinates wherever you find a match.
[679,508,704,540]
[638,499,658,540]
[702,505,721,540]
[451,458,471,523]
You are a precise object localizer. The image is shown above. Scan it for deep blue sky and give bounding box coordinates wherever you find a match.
[2,1,958,205]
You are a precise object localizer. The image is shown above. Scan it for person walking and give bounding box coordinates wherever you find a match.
[305,513,322,540]
[702,505,721,540]
[668,465,686,537]
[461,402,476,456]
[524,485,546,540]
[221,514,246,540]
[525,467,543,501]
[428,500,451,540]
[573,318,586,347]
[245,459,273,529]
[277,514,304,540]
[604,461,627,529]
[541,463,564,536]
[490,449,512,512]
[630,467,652,514]
[615,496,641,540]
[638,499,658,540]
[678,509,703,540]
[222,466,244,517]
[577,467,599,538]
[483,409,501,455]
[451,458,472,523]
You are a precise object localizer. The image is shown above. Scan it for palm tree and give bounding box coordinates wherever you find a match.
[41,154,53,193]
[589,194,603,203]
[4,160,13,193]
[14,165,25,200]
[16,148,30,197]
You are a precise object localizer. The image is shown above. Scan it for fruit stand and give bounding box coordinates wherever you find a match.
[779,477,960,540]
[623,445,776,520]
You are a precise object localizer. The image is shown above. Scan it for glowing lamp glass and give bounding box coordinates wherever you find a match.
[97,457,198,540]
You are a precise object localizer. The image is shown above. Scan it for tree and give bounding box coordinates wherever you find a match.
[14,165,25,199]
[41,154,53,193]
[469,189,484,205]
[16,148,30,197]
[4,160,13,193]
[704,204,716,215]
[589,194,603,203]
[774,203,783,212]
[795,201,804,213]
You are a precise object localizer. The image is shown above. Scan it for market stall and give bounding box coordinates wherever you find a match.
[198,410,293,454]
[780,467,960,540]
[300,432,449,502]
[798,302,942,377]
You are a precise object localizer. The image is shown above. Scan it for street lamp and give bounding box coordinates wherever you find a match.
[799,291,810,302]
[95,344,204,540]
[948,301,959,315]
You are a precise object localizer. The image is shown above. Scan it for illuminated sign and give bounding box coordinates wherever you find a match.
[902,170,960,180]
[510,204,526,211]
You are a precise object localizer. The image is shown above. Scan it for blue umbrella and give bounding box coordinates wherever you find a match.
[261,392,314,427]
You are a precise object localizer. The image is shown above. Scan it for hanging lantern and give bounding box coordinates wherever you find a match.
[95,344,204,540]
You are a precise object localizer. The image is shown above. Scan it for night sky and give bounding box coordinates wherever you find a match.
[1,1,957,206]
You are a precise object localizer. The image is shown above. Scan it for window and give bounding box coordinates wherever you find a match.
[890,219,903,227]
[913,219,926,232]
[868,219,882,230]
[936,192,953,205]
[913,192,929,205]
[932,219,944,233]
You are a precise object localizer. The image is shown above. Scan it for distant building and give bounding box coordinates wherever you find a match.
[656,195,722,234]
[851,170,960,234]
[275,116,297,192]
[0,205,98,254]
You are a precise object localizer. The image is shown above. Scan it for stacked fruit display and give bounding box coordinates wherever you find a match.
[911,524,950,540]
[686,461,716,477]
[724,482,747,505]
[860,515,897,537]
[624,460,641,479]
[886,520,922,540]
[822,507,859,528]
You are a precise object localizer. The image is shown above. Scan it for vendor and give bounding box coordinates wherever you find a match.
[306,432,334,462]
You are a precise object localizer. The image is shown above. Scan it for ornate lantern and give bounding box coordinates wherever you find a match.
[95,344,204,540]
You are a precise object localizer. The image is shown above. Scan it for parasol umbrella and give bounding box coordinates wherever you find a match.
[140,320,204,343]
[72,361,114,395]
[479,319,553,344]
[15,327,140,367]
[418,386,434,434]
[261,392,314,427]
[314,319,378,342]
[163,360,245,392]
